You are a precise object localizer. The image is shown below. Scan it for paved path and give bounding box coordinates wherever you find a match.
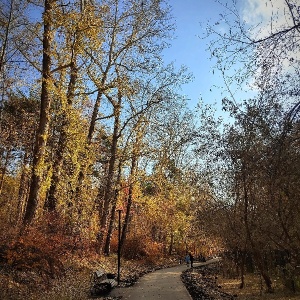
[110,263,193,300]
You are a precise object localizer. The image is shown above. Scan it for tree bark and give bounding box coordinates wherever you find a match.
[239,250,246,289]
[73,90,102,203]
[242,165,273,292]
[168,231,174,256]
[104,161,122,255]
[17,152,30,224]
[23,0,54,226]
[120,152,137,251]
[0,0,13,74]
[0,149,10,196]
[44,61,78,212]
[96,96,121,252]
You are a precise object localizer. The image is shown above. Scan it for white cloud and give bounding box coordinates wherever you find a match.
[242,0,294,38]
[241,0,300,96]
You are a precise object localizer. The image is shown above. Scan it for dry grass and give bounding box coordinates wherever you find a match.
[218,273,300,300]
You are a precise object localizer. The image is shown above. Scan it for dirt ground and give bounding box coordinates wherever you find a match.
[1,256,300,300]
[218,273,300,300]
[181,262,300,300]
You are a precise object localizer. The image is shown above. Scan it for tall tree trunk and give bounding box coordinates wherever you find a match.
[239,249,246,289]
[96,98,121,252]
[120,119,144,251]
[0,0,14,73]
[0,0,13,109]
[242,166,273,292]
[17,152,30,225]
[0,149,10,196]
[104,161,122,255]
[168,231,174,255]
[73,90,102,204]
[74,3,115,201]
[120,153,137,250]
[44,61,78,212]
[88,91,103,144]
[23,0,54,226]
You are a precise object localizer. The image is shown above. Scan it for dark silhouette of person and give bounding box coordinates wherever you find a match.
[189,252,194,268]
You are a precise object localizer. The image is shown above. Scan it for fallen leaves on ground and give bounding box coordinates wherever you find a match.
[0,254,178,299]
[181,263,235,300]
[181,262,300,300]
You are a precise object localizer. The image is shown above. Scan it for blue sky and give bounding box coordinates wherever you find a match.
[163,0,230,111]
[163,0,290,115]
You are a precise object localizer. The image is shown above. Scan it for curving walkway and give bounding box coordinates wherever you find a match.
[109,263,193,300]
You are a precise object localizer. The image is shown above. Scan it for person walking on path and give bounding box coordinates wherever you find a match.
[189,252,194,268]
[185,253,191,267]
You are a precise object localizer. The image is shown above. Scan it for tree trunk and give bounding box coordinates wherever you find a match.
[168,231,174,255]
[74,3,115,202]
[0,149,10,196]
[104,189,118,255]
[0,0,13,74]
[23,0,54,226]
[239,250,246,289]
[17,152,30,224]
[73,90,102,204]
[96,99,121,252]
[120,153,137,250]
[104,161,122,255]
[242,166,273,292]
[88,91,103,144]
[44,61,78,212]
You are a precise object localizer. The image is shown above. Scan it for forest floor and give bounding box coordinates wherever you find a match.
[1,254,300,299]
[0,253,179,299]
[181,262,300,300]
